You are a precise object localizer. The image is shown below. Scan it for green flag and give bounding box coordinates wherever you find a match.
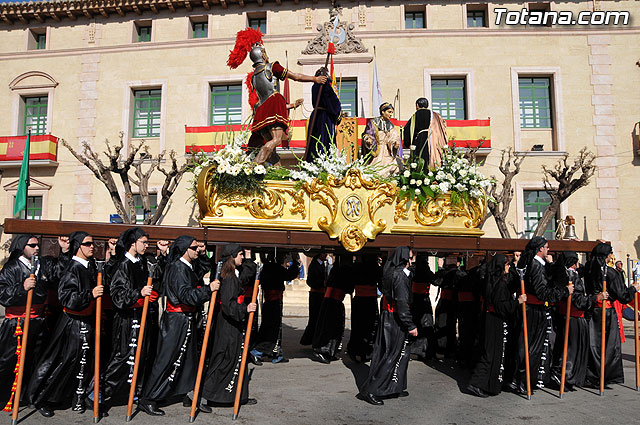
[13,132,31,217]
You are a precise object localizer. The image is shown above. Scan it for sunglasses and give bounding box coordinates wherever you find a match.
[26,243,39,248]
[188,245,199,251]
[80,242,95,247]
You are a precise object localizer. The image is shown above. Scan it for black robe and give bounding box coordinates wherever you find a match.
[305,80,342,163]
[433,267,461,357]
[360,267,415,397]
[347,259,381,362]
[98,255,152,403]
[402,109,431,164]
[550,272,594,388]
[516,259,569,390]
[469,276,519,395]
[141,260,210,402]
[0,257,48,410]
[456,267,481,368]
[312,262,354,360]
[28,258,98,409]
[253,260,299,358]
[202,271,251,404]
[300,257,326,346]
[39,252,70,333]
[585,266,636,386]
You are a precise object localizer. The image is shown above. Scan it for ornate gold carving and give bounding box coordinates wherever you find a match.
[340,225,367,252]
[342,194,363,222]
[412,194,487,228]
[246,188,285,219]
[303,179,338,231]
[283,188,307,219]
[394,197,409,223]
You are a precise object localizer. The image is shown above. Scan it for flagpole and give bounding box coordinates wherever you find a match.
[24,128,31,220]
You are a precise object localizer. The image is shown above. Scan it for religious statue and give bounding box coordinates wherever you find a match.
[402,97,448,169]
[361,102,403,177]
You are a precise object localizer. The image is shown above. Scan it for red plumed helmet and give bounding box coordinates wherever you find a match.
[245,71,258,110]
[227,27,263,69]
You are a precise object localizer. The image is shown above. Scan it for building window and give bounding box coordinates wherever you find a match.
[36,33,46,49]
[523,190,556,239]
[133,194,157,224]
[192,21,208,39]
[132,89,161,138]
[23,95,48,135]
[28,29,47,50]
[15,195,43,220]
[405,11,425,29]
[528,2,553,27]
[137,25,152,42]
[249,17,267,33]
[431,79,466,120]
[467,10,486,27]
[339,80,358,118]
[210,84,242,125]
[519,77,552,128]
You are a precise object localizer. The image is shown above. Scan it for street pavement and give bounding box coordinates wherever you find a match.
[8,316,640,425]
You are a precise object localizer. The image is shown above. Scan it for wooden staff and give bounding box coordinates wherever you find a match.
[518,268,532,400]
[635,282,640,392]
[10,258,36,425]
[232,266,261,420]
[600,264,607,396]
[189,262,223,423]
[125,267,154,422]
[93,263,104,423]
[559,278,573,399]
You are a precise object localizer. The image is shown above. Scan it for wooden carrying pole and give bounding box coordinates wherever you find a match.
[232,268,261,420]
[600,267,607,397]
[93,269,103,423]
[189,262,222,423]
[559,279,573,399]
[125,273,153,422]
[635,285,640,391]
[10,270,35,425]
[519,271,532,400]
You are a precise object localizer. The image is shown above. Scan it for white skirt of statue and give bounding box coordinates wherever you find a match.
[361,116,403,178]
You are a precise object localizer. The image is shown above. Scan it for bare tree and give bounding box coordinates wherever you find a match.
[533,148,596,237]
[487,147,526,238]
[61,133,188,225]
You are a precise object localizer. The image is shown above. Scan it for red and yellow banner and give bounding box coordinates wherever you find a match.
[0,134,58,161]
[184,119,491,153]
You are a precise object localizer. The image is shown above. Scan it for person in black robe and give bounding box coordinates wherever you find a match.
[251,252,299,364]
[467,255,526,397]
[347,255,381,363]
[513,236,573,395]
[357,247,417,406]
[304,67,343,163]
[300,253,327,346]
[28,231,102,417]
[0,234,47,412]
[39,236,71,333]
[90,227,155,412]
[312,255,355,364]
[584,243,640,387]
[202,244,258,407]
[501,251,523,391]
[456,260,483,369]
[409,255,440,361]
[433,257,463,358]
[549,251,602,390]
[138,236,218,416]
[402,98,432,164]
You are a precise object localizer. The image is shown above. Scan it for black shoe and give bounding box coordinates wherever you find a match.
[183,396,212,413]
[467,384,490,398]
[356,392,383,406]
[313,352,331,364]
[137,401,165,416]
[503,380,518,393]
[249,353,263,366]
[397,391,409,398]
[37,406,55,418]
[242,398,258,406]
[71,400,86,414]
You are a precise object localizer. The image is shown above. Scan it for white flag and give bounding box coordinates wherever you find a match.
[371,54,382,117]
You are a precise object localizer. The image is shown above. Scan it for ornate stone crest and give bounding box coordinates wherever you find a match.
[302,6,368,55]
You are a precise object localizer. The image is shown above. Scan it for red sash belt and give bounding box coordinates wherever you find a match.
[237,295,245,304]
[5,304,45,319]
[166,301,196,313]
[596,300,612,309]
[458,291,475,302]
[325,287,345,302]
[309,287,325,293]
[440,289,455,301]
[412,282,430,294]
[354,285,377,298]
[525,294,546,306]
[382,296,396,313]
[64,300,95,316]
[557,300,585,317]
[263,289,283,302]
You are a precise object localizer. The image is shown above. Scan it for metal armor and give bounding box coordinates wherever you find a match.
[252,62,281,107]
